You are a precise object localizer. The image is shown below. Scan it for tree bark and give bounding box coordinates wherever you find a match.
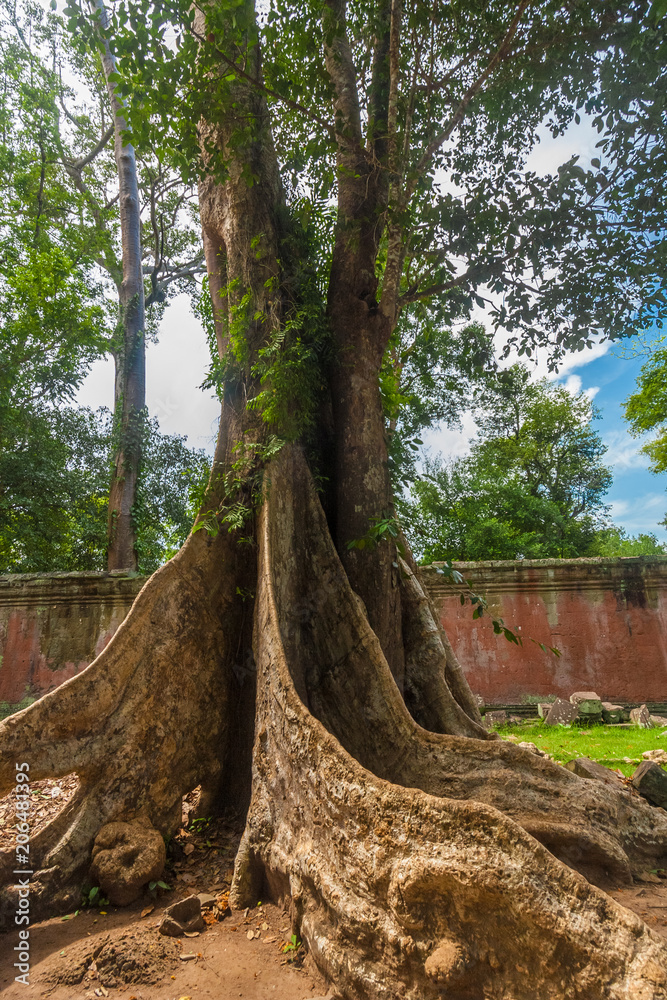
[95,0,147,571]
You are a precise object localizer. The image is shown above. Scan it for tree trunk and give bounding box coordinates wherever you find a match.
[96,0,146,572]
[2,9,667,998]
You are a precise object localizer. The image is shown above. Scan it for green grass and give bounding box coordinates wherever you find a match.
[495,721,667,777]
[0,695,35,721]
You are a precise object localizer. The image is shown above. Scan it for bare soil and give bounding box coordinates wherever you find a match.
[0,812,329,1000]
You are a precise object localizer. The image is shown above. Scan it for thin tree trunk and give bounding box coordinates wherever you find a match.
[94,0,146,571]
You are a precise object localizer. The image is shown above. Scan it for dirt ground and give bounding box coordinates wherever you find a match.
[0,779,666,998]
[0,792,329,1000]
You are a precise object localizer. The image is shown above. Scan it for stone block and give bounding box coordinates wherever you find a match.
[159,894,205,936]
[485,710,507,728]
[570,691,603,716]
[650,714,667,728]
[564,757,624,787]
[544,699,579,726]
[630,704,653,728]
[632,760,667,809]
[601,702,624,724]
[537,703,553,719]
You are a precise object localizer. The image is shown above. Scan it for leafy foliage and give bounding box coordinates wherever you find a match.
[403,366,614,561]
[624,346,667,476]
[0,407,209,574]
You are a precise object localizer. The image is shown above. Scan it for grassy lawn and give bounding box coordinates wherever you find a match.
[495,721,667,777]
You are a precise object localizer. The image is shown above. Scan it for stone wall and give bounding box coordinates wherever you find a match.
[0,573,143,707]
[423,556,667,705]
[1,558,666,711]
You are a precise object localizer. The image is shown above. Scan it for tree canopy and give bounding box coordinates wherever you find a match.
[403,364,618,560]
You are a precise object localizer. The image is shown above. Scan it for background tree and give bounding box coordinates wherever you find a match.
[404,365,614,561]
[2,2,667,997]
[0,406,210,573]
[0,0,205,569]
[624,345,667,506]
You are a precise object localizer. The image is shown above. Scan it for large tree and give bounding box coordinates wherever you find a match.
[2,2,667,997]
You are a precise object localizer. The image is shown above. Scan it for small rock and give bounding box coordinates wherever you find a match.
[630,704,653,728]
[158,915,184,938]
[601,702,624,724]
[632,760,667,809]
[564,757,624,787]
[179,952,197,961]
[642,749,667,765]
[570,691,603,717]
[544,699,579,727]
[90,821,166,907]
[660,730,667,738]
[160,894,205,935]
[517,742,546,756]
[247,929,255,940]
[197,893,217,909]
[635,870,663,884]
[650,715,667,728]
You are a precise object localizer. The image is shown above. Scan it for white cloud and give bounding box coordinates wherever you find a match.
[76,294,220,454]
[602,429,650,472]
[421,412,479,461]
[608,492,666,538]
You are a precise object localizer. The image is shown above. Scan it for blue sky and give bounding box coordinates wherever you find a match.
[557,343,667,541]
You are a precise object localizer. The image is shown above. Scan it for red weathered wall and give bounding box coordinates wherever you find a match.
[1,558,667,709]
[0,573,142,705]
[423,557,667,705]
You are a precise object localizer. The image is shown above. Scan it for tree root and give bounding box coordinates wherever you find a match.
[229,445,667,998]
[262,447,667,887]
[0,524,240,927]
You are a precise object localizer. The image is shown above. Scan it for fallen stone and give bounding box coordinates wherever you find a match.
[570,691,603,716]
[630,704,653,728]
[544,699,579,726]
[485,710,507,727]
[632,761,667,809]
[197,892,217,909]
[90,821,166,906]
[537,703,554,719]
[162,894,205,932]
[601,702,624,724]
[158,915,184,938]
[517,741,546,757]
[564,757,625,787]
[642,749,667,765]
[650,714,667,728]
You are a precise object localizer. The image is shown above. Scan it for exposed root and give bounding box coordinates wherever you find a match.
[0,523,240,927]
[263,447,667,886]
[230,445,667,998]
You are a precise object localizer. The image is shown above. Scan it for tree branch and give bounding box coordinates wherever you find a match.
[70,124,114,170]
[404,0,532,206]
